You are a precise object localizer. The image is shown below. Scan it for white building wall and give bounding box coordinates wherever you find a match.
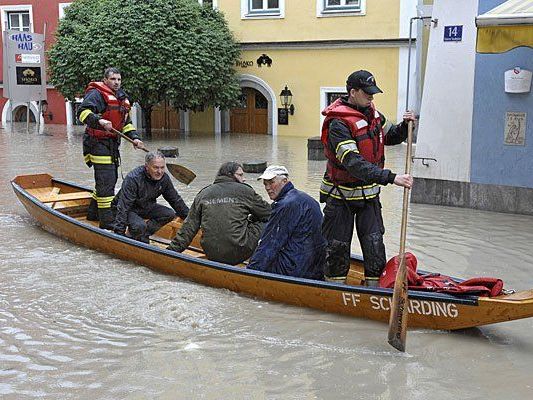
[413,0,479,182]
[397,0,419,121]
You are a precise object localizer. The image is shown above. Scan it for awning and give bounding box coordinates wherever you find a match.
[476,0,533,53]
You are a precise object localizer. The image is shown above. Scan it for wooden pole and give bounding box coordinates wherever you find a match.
[387,120,414,352]
[109,127,196,185]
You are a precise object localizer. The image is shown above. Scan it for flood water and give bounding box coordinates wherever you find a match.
[1,123,532,399]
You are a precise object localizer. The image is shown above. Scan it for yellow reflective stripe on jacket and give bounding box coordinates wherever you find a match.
[95,195,114,209]
[335,140,358,163]
[320,179,380,201]
[86,155,113,165]
[122,123,135,133]
[79,109,93,123]
[84,154,91,164]
[91,191,97,200]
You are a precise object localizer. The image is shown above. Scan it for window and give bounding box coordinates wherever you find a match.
[320,87,346,128]
[241,0,284,19]
[317,0,365,17]
[7,11,30,31]
[327,92,345,106]
[1,5,34,32]
[58,3,72,19]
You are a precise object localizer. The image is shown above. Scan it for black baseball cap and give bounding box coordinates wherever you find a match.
[346,70,383,95]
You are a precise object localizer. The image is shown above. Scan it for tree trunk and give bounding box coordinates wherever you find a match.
[142,105,153,138]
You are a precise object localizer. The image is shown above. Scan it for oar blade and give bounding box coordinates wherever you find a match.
[167,163,196,185]
[387,256,409,352]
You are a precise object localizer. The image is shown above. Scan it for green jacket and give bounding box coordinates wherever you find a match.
[168,175,271,264]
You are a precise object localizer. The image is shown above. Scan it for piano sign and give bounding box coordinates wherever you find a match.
[444,25,463,42]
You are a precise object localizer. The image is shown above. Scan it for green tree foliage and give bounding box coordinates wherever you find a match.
[48,0,241,134]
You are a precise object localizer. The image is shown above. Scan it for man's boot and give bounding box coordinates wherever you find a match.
[138,220,163,244]
[324,240,351,280]
[98,208,115,230]
[87,198,99,221]
[360,232,387,285]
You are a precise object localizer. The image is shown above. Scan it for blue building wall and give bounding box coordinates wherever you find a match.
[471,0,533,188]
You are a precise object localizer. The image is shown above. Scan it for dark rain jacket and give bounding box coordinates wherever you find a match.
[168,175,271,265]
[114,166,189,234]
[247,182,326,280]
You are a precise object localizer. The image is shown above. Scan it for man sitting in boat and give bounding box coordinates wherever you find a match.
[113,151,189,243]
[247,166,326,280]
[167,162,271,265]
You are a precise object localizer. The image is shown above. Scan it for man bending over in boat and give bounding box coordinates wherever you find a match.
[247,166,326,280]
[113,151,189,243]
[167,162,271,265]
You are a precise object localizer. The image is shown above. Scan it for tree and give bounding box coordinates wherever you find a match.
[48,0,241,136]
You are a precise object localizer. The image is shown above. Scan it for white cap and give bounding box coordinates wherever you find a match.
[257,165,289,180]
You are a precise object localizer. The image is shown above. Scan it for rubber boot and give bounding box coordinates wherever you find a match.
[87,198,99,221]
[324,240,351,279]
[360,232,387,279]
[98,208,115,230]
[137,220,163,244]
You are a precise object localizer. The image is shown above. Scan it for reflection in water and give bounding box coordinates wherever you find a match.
[1,123,533,399]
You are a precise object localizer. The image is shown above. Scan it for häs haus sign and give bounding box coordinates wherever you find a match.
[2,30,47,102]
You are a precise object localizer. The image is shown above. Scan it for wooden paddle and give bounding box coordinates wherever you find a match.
[109,127,196,185]
[387,120,414,352]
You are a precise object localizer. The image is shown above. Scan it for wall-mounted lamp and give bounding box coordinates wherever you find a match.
[279,85,295,115]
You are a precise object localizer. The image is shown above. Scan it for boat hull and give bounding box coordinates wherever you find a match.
[11,174,533,330]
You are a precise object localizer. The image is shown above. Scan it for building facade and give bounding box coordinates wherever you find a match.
[1,0,419,137]
[189,0,419,137]
[1,0,73,125]
[412,0,533,215]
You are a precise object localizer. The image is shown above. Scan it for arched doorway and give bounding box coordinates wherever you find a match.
[230,87,268,134]
[13,105,36,122]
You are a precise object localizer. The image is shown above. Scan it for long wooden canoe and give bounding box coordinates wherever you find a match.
[11,173,533,331]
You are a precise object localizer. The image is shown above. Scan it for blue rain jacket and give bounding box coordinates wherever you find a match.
[248,182,326,280]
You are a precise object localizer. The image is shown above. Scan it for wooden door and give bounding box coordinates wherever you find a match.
[230,88,268,134]
[151,101,180,130]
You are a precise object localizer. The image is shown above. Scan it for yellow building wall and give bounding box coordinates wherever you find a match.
[189,106,215,133]
[219,0,402,42]
[236,47,400,137]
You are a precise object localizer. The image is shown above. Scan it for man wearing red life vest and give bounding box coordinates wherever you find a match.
[77,67,144,229]
[320,70,416,286]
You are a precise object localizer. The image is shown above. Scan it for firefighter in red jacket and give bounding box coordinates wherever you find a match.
[77,67,144,229]
[320,70,416,286]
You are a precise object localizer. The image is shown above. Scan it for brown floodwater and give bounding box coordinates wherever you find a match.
[1,123,532,399]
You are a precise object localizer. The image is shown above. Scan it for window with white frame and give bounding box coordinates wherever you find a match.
[1,5,33,32]
[7,11,30,31]
[320,87,347,126]
[242,0,284,19]
[58,3,72,19]
[318,0,365,16]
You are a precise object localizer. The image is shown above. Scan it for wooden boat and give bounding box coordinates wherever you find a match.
[11,173,533,331]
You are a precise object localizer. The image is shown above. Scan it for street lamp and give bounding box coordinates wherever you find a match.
[279,85,295,115]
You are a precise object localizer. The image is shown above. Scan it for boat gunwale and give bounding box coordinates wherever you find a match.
[11,175,480,307]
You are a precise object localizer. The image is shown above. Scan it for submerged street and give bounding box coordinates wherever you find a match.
[1,123,533,399]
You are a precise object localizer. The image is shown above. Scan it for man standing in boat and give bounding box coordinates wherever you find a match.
[320,70,416,286]
[167,162,271,265]
[77,67,144,230]
[247,166,326,280]
[113,151,189,243]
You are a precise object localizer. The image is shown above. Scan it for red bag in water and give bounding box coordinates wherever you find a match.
[379,252,421,288]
